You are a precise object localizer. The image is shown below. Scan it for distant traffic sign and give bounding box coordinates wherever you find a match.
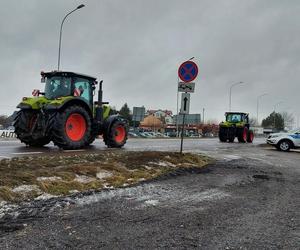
[178,61,198,83]
[178,82,195,93]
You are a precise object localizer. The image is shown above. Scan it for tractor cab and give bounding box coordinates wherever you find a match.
[225,112,249,124]
[41,71,97,107]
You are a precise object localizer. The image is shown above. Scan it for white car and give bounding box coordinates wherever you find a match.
[267,129,300,151]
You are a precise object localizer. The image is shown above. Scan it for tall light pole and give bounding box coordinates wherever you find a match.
[57,4,85,71]
[273,101,284,130]
[229,81,244,111]
[256,93,268,126]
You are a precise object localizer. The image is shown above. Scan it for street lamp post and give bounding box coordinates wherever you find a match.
[57,4,85,71]
[273,101,284,130]
[229,81,244,111]
[256,93,268,126]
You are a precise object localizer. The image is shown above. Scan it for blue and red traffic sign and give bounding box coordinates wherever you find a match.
[178,61,199,83]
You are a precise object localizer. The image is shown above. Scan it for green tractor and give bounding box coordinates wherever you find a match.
[14,71,128,149]
[218,112,254,143]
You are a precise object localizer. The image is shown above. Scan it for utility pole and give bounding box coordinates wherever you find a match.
[202,108,205,124]
[229,82,244,111]
[256,93,267,126]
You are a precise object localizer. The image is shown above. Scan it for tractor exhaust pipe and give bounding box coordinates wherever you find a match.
[95,80,103,122]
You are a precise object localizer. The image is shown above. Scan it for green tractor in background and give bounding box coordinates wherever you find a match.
[218,112,254,143]
[14,71,128,149]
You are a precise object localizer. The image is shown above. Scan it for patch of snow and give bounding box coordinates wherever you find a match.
[34,193,58,200]
[74,175,95,184]
[96,171,113,180]
[37,176,62,182]
[148,161,176,167]
[12,185,41,193]
[223,155,242,161]
[144,199,159,206]
[69,190,79,194]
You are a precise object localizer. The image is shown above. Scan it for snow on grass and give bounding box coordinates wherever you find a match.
[12,185,41,193]
[37,176,62,182]
[74,175,96,184]
[96,171,113,180]
[34,193,58,200]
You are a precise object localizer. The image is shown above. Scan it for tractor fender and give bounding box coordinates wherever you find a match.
[103,115,128,133]
[45,98,92,117]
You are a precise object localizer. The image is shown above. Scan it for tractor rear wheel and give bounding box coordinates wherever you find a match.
[14,110,50,147]
[218,127,227,142]
[103,120,128,148]
[247,130,254,143]
[238,127,248,143]
[50,105,91,150]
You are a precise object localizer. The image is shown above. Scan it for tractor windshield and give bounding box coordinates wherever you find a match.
[44,77,71,99]
[226,114,242,123]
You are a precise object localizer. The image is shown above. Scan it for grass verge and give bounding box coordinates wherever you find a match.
[0,151,211,203]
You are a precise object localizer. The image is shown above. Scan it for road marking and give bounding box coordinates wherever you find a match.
[12,152,43,155]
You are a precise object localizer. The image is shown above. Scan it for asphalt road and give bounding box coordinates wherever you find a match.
[0,138,299,249]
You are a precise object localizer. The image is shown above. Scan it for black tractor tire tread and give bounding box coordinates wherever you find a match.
[247,130,254,143]
[14,110,50,147]
[237,127,248,143]
[218,127,228,142]
[103,119,128,148]
[50,105,92,150]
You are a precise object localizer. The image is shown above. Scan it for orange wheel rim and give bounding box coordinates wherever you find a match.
[243,128,248,141]
[115,125,126,143]
[65,113,86,141]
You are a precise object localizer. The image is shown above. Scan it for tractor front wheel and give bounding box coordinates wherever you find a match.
[50,105,91,150]
[103,120,128,148]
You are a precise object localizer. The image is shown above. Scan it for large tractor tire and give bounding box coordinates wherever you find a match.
[238,127,248,143]
[103,119,128,148]
[50,105,92,150]
[218,127,228,142]
[247,130,254,143]
[228,127,235,143]
[14,110,50,147]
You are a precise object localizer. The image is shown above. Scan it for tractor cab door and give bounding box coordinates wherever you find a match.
[73,77,93,107]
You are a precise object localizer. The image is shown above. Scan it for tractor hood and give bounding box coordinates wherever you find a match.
[17,96,74,110]
[219,121,246,127]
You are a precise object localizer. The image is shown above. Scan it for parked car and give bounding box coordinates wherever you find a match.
[267,129,300,152]
[128,132,139,138]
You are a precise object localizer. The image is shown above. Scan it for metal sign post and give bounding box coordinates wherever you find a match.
[177,60,199,154]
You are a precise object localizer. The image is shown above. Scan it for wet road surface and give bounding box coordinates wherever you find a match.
[0,138,299,249]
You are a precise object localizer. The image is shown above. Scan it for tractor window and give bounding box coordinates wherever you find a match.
[45,77,71,99]
[226,114,241,122]
[73,78,91,105]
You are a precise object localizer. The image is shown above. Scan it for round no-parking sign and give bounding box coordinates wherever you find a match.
[178,61,199,83]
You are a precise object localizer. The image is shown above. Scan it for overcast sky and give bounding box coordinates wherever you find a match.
[0,0,299,124]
